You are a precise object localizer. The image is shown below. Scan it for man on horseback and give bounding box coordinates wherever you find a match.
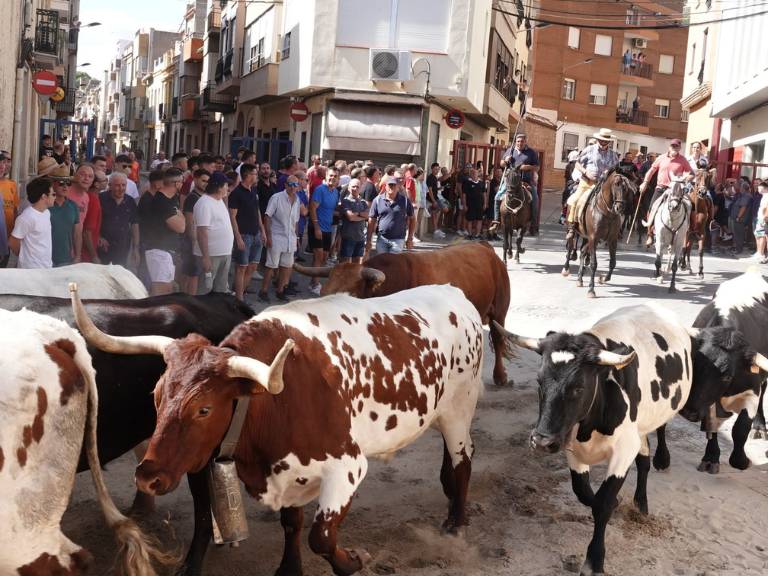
[639,139,694,246]
[489,133,539,234]
[565,128,620,242]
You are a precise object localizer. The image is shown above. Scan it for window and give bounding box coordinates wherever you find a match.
[689,43,696,75]
[243,8,275,74]
[589,83,607,105]
[655,98,670,118]
[681,110,689,122]
[594,34,612,56]
[282,31,291,59]
[658,54,674,74]
[492,32,519,104]
[562,78,576,100]
[562,132,579,162]
[616,139,627,153]
[567,27,580,49]
[336,0,450,52]
[625,8,640,26]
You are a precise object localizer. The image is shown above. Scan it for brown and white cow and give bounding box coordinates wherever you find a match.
[0,309,167,575]
[295,241,512,386]
[71,283,485,576]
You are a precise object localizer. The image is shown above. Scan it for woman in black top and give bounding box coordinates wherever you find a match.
[462,168,487,239]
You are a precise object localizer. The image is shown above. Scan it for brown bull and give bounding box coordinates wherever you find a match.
[295,242,513,386]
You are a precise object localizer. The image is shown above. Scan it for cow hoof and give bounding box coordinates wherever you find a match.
[697,461,720,474]
[652,451,670,471]
[598,276,605,285]
[668,286,677,294]
[519,247,526,254]
[515,258,520,263]
[586,291,596,299]
[494,377,514,387]
[751,427,767,440]
[729,453,751,471]
[697,273,704,280]
[274,564,304,576]
[576,280,583,287]
[562,268,570,276]
[579,559,603,576]
[633,498,649,515]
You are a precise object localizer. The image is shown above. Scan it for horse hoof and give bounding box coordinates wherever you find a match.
[668,286,677,294]
[576,280,583,287]
[519,247,526,254]
[587,291,596,299]
[561,268,570,277]
[697,273,704,280]
[656,276,664,285]
[598,275,605,285]
[514,258,520,263]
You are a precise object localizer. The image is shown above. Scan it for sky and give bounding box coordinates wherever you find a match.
[77,0,187,80]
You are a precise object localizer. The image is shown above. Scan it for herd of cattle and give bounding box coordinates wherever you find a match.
[0,243,766,576]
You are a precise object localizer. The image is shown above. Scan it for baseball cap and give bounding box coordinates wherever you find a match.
[208,171,229,187]
[0,151,10,161]
[670,139,682,147]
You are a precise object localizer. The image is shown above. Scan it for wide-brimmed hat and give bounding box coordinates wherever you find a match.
[37,157,64,177]
[49,163,71,181]
[592,128,616,141]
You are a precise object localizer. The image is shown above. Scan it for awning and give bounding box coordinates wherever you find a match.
[324,101,422,156]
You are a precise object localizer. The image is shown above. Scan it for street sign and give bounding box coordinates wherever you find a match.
[445,109,465,130]
[32,71,58,96]
[289,102,309,122]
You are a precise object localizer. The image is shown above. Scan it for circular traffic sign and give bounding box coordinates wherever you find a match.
[32,71,58,96]
[289,102,309,122]
[445,109,465,130]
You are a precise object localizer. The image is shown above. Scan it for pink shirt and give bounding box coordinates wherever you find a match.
[65,188,90,221]
[650,153,693,187]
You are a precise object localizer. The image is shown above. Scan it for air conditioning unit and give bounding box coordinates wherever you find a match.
[369,49,412,81]
[632,38,647,48]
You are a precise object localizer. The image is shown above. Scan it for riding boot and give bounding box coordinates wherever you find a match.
[565,222,576,241]
[488,199,502,232]
[645,224,655,247]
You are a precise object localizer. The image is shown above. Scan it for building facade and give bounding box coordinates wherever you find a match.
[529,0,688,185]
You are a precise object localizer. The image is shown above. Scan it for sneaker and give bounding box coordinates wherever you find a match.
[295,254,306,263]
[761,257,768,265]
[327,256,338,265]
[257,291,270,303]
[456,230,467,237]
[558,215,566,225]
[433,229,446,239]
[275,291,290,302]
[412,236,421,244]
[252,270,263,280]
[308,284,322,296]
[722,232,734,241]
[740,252,763,261]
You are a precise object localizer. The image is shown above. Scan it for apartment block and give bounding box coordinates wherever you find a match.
[529,0,688,185]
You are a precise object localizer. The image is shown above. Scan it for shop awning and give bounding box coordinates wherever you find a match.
[324,101,422,156]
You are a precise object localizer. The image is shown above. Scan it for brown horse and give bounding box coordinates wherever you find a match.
[562,169,634,297]
[681,169,714,278]
[499,167,532,264]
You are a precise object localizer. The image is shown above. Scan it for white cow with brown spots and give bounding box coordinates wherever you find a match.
[0,309,168,575]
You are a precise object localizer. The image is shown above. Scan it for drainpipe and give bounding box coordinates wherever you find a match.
[12,67,26,182]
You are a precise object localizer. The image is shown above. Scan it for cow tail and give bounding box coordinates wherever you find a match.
[77,346,179,575]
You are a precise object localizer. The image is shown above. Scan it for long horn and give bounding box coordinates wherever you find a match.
[596,349,636,369]
[226,339,295,394]
[69,283,173,355]
[752,353,768,374]
[292,263,332,278]
[491,320,541,353]
[360,267,386,285]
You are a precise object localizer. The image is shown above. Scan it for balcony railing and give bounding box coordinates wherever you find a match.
[207,10,222,30]
[54,88,77,116]
[224,49,233,76]
[616,107,649,127]
[171,96,178,117]
[201,82,235,113]
[620,61,653,80]
[215,59,224,83]
[34,9,59,54]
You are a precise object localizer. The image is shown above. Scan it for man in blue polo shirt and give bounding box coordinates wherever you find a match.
[366,175,415,254]
[489,133,540,234]
[307,166,340,295]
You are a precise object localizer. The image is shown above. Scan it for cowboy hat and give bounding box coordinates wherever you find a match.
[592,128,616,141]
[48,163,72,180]
[37,157,64,177]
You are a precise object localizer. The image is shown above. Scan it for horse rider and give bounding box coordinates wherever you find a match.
[639,138,694,246]
[489,133,539,234]
[565,128,621,241]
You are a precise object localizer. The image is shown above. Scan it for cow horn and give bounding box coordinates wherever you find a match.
[360,267,386,285]
[752,353,768,374]
[596,349,636,368]
[226,339,295,394]
[292,263,332,278]
[491,320,541,353]
[69,283,173,355]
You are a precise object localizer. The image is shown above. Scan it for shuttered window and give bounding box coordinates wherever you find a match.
[337,0,391,48]
[589,83,607,105]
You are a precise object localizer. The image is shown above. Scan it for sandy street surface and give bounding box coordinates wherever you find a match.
[63,193,768,575]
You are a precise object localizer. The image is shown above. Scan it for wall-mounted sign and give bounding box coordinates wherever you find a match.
[445,109,465,130]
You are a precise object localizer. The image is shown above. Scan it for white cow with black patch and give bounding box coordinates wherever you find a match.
[495,304,694,576]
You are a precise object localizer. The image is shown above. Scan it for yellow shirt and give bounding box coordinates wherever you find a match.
[0,179,19,234]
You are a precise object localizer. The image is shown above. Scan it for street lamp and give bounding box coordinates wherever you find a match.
[564,58,593,72]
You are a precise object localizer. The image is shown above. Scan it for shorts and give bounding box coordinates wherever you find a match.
[340,238,365,258]
[266,245,295,269]
[308,223,333,252]
[145,249,175,283]
[181,238,201,277]
[234,233,263,266]
[376,236,405,254]
[755,221,767,238]
[466,195,485,221]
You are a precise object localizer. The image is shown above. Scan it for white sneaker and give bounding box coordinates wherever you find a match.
[252,271,263,280]
[327,256,338,265]
[433,229,446,239]
[741,253,763,261]
[308,284,322,296]
[457,230,467,237]
[412,236,421,244]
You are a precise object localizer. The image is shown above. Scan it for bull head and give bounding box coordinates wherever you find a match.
[293,263,387,296]
[69,283,292,394]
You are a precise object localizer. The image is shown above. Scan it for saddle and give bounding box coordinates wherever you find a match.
[575,182,601,232]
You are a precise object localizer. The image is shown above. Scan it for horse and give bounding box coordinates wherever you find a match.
[499,166,532,264]
[680,169,714,278]
[562,169,634,298]
[653,179,691,293]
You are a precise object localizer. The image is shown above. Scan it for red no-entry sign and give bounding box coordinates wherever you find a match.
[445,109,465,130]
[32,71,58,96]
[289,102,309,122]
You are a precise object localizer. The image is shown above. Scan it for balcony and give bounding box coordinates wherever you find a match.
[34,9,60,68]
[180,96,200,121]
[214,48,240,95]
[207,10,222,31]
[616,107,650,131]
[201,83,235,113]
[183,34,204,62]
[240,61,279,105]
[619,62,654,87]
[53,88,76,117]
[476,84,511,130]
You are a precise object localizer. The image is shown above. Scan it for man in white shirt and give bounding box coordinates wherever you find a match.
[9,177,55,268]
[259,175,301,302]
[114,154,141,200]
[194,171,234,293]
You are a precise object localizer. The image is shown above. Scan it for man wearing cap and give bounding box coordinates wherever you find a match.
[48,166,82,266]
[366,175,415,255]
[639,139,694,245]
[490,133,539,234]
[565,128,621,240]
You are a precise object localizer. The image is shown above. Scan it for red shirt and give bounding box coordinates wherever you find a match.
[307,166,325,193]
[650,153,693,187]
[81,189,102,262]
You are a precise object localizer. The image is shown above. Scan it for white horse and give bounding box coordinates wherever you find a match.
[653,179,691,293]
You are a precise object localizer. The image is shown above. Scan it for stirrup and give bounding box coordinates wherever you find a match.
[488,221,500,232]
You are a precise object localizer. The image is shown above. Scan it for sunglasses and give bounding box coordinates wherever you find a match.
[386,182,398,187]
[286,182,301,187]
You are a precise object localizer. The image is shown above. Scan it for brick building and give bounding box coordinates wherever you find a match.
[527,0,688,187]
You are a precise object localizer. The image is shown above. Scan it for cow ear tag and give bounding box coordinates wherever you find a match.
[750,364,760,374]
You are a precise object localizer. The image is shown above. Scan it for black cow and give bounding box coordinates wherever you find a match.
[654,269,768,474]
[0,292,254,575]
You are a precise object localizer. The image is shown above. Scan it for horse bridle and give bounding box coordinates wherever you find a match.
[595,173,628,215]
[661,186,689,236]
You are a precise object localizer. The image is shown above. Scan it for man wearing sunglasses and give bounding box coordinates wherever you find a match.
[366,175,415,255]
[260,175,302,302]
[113,154,141,200]
[308,167,340,295]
